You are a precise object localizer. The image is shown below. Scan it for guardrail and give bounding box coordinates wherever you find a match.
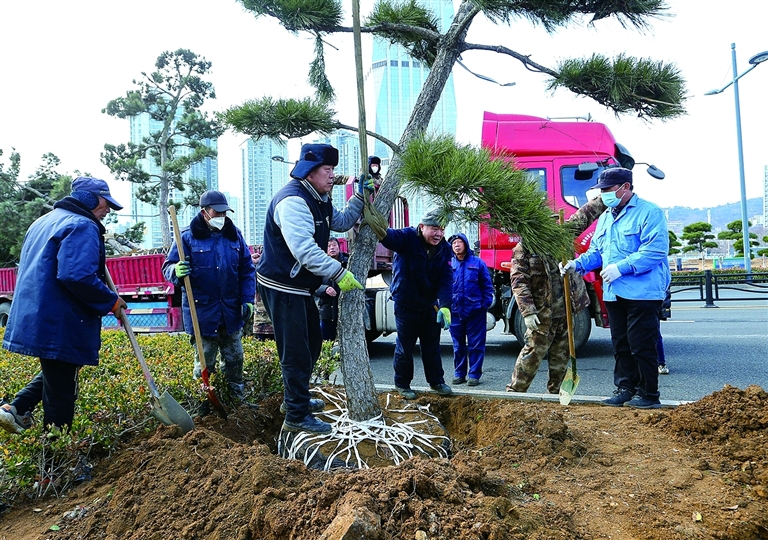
[670,270,768,307]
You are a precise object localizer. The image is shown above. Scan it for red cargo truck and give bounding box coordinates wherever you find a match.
[479,112,665,350]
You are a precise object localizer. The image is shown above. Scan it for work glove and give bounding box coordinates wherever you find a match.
[175,258,191,279]
[559,260,576,277]
[358,174,375,196]
[436,307,451,330]
[600,263,622,284]
[523,314,540,331]
[337,271,364,292]
[111,297,128,314]
[362,202,389,240]
[242,302,254,321]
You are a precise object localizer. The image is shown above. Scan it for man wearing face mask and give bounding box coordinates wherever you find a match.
[560,168,670,409]
[1,177,127,435]
[163,190,255,408]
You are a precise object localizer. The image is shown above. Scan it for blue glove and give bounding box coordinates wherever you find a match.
[242,302,254,321]
[358,175,375,196]
[175,259,191,278]
[436,307,451,330]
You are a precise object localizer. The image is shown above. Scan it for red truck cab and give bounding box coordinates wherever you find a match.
[479,112,664,349]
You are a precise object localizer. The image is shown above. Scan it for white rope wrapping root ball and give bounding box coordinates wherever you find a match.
[278,387,451,471]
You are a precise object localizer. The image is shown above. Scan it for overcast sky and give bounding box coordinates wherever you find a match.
[1,0,766,216]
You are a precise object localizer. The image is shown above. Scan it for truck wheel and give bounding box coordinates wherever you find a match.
[0,302,9,327]
[512,308,592,351]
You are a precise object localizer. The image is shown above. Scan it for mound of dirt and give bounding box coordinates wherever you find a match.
[4,386,768,540]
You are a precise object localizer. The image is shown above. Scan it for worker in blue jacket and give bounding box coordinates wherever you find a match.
[377,210,454,400]
[1,177,126,434]
[447,233,493,386]
[561,167,670,409]
[163,191,255,404]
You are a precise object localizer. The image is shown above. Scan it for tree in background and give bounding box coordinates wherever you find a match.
[717,220,759,258]
[223,0,687,425]
[758,236,768,258]
[0,151,71,267]
[668,230,682,255]
[102,49,225,249]
[681,222,718,259]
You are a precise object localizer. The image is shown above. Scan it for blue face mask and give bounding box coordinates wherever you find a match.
[601,188,623,208]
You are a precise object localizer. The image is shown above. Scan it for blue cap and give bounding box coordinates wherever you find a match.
[290,144,339,180]
[71,177,123,210]
[593,167,633,189]
[199,190,233,212]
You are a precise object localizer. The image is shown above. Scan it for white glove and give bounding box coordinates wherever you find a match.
[523,314,540,331]
[600,263,622,284]
[559,260,576,276]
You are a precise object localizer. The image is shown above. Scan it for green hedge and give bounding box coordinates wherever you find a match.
[0,329,338,507]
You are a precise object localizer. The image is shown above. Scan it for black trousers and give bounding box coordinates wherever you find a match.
[258,284,322,423]
[605,297,662,400]
[12,358,80,429]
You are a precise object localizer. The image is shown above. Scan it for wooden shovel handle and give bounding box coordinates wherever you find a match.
[168,206,207,365]
[560,210,577,359]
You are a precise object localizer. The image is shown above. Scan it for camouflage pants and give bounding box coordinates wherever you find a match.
[192,328,244,389]
[508,316,568,394]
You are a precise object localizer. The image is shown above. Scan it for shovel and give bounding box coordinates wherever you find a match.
[169,206,228,420]
[559,211,580,405]
[105,268,195,433]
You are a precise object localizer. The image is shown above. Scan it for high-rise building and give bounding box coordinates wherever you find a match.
[128,112,219,249]
[240,137,290,246]
[370,0,458,233]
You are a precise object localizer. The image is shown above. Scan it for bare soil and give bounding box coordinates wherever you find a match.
[2,385,767,540]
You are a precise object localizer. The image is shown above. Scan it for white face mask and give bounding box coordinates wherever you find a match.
[208,217,225,230]
[205,209,226,230]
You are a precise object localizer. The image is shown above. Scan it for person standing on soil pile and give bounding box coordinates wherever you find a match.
[561,168,670,409]
[314,237,349,341]
[447,233,493,386]
[371,209,454,400]
[1,177,127,434]
[162,191,256,408]
[257,143,371,434]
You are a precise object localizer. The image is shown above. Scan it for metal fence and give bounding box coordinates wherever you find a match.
[670,270,768,307]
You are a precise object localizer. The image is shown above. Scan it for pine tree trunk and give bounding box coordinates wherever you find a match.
[337,4,475,422]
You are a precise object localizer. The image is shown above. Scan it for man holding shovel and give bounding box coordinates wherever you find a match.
[561,168,670,409]
[163,191,255,409]
[1,177,126,434]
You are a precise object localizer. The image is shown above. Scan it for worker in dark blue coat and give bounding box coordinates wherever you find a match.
[378,210,454,400]
[1,177,126,434]
[163,191,255,403]
[448,233,493,386]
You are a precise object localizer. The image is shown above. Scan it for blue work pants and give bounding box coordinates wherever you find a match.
[393,305,445,389]
[450,310,487,380]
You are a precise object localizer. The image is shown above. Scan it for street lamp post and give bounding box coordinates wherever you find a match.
[704,44,768,274]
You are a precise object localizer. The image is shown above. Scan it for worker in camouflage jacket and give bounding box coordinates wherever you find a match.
[505,199,605,394]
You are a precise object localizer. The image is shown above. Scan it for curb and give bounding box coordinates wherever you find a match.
[374,384,692,408]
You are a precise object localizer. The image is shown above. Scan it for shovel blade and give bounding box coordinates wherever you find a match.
[559,366,581,406]
[151,391,195,433]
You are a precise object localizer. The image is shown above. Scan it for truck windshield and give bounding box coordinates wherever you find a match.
[561,165,606,208]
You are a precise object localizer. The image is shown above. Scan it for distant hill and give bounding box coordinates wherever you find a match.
[662,198,763,233]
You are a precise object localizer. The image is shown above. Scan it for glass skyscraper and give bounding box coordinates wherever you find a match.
[240,137,291,247]
[129,112,219,249]
[370,0,457,228]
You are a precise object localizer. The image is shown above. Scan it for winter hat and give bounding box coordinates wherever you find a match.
[290,144,339,180]
[200,190,233,212]
[71,177,123,210]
